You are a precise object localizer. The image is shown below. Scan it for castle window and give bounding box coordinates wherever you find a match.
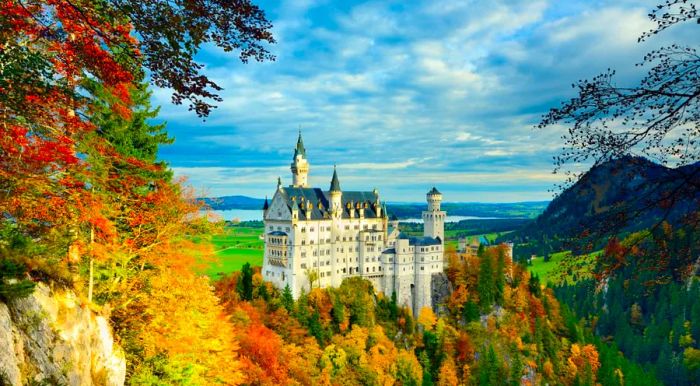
[345,225,350,230]
[301,227,306,232]
[310,240,314,244]
[301,240,306,245]
[301,252,306,257]
[310,227,314,232]
[354,225,359,230]
[421,267,424,271]
[343,268,346,273]
[366,267,369,272]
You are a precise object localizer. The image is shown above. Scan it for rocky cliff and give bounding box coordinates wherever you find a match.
[0,283,125,386]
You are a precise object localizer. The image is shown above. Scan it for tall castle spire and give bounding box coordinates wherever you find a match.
[293,130,306,158]
[329,165,342,218]
[330,165,341,192]
[291,130,310,187]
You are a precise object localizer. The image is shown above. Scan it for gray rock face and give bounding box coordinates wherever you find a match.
[0,284,125,386]
[430,272,452,315]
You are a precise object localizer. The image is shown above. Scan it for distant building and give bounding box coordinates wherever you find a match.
[262,132,446,314]
[457,235,513,264]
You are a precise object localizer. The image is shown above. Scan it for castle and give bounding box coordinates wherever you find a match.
[262,133,446,315]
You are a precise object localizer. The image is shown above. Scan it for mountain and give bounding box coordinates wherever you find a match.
[201,195,266,210]
[202,194,548,219]
[388,201,548,219]
[506,156,700,253]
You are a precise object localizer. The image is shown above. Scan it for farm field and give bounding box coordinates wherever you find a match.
[197,225,264,279]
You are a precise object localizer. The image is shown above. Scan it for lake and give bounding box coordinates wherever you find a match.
[207,209,499,223]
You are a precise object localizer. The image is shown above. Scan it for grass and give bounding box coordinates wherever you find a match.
[528,250,600,285]
[195,225,264,279]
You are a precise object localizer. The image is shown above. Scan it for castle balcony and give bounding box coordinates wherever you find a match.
[267,256,288,267]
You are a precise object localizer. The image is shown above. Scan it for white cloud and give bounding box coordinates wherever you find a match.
[152,0,688,202]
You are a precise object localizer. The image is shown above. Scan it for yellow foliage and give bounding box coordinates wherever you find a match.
[437,357,459,386]
[418,307,438,330]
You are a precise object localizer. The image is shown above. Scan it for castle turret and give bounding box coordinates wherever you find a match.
[291,131,309,187]
[262,196,269,218]
[423,187,445,242]
[329,166,342,219]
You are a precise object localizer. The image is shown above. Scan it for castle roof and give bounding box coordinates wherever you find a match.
[278,186,383,220]
[428,186,441,195]
[330,166,341,192]
[398,232,442,246]
[262,196,269,210]
[293,131,306,159]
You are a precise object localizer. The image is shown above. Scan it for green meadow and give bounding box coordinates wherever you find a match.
[197,225,264,279]
[528,250,600,285]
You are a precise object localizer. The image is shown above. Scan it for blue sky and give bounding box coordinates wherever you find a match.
[152,0,682,202]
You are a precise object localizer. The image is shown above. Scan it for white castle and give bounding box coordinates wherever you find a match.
[262,133,446,314]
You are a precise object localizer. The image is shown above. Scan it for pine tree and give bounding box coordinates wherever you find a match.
[509,351,523,386]
[281,284,294,313]
[478,248,495,311]
[495,248,506,305]
[237,262,254,301]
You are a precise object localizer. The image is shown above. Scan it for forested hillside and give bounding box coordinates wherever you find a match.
[503,156,700,260]
[208,245,656,385]
[554,223,700,386]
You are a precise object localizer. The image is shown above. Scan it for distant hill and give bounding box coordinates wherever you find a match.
[388,201,548,219]
[201,194,548,219]
[201,195,266,210]
[505,156,700,255]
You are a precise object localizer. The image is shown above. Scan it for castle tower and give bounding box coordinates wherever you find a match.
[291,131,309,187]
[423,187,445,242]
[329,166,342,219]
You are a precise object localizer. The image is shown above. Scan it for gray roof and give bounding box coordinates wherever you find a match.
[279,187,384,220]
[382,248,396,254]
[428,186,441,195]
[398,232,441,246]
[268,231,287,236]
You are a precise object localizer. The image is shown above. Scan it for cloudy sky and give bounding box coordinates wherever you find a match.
[152,0,684,202]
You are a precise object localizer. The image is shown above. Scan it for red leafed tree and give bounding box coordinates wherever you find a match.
[0,0,273,276]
